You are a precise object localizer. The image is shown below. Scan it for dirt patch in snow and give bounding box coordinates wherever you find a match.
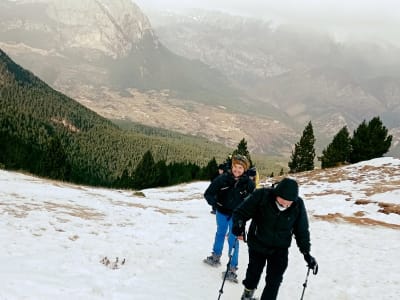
[314,213,400,230]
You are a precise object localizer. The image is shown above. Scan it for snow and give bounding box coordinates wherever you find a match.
[1,157,400,300]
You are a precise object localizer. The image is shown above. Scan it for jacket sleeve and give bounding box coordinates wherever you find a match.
[204,175,222,206]
[248,179,256,193]
[293,197,311,253]
[232,188,263,226]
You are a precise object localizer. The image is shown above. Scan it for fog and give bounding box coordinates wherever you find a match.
[134,0,400,46]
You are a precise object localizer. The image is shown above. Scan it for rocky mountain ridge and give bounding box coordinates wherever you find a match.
[1,1,399,157]
[147,9,400,155]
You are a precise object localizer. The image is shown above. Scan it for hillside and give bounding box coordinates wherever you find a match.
[0,157,399,299]
[148,10,400,156]
[0,48,242,187]
[0,0,312,156]
[1,1,399,157]
[0,0,245,108]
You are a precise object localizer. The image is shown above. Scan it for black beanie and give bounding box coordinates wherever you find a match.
[274,178,299,202]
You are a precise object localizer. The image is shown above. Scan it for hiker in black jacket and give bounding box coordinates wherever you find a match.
[232,178,318,300]
[203,154,255,282]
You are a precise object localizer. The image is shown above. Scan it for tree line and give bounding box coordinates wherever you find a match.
[288,117,392,173]
[0,48,232,188]
[0,49,394,189]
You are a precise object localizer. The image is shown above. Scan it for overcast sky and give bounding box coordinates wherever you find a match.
[134,0,400,46]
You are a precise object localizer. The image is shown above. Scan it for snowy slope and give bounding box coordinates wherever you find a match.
[0,157,399,300]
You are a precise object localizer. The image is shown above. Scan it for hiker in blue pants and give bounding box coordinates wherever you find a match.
[203,154,255,282]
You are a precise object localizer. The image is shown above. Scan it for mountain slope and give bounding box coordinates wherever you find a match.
[0,48,238,186]
[2,2,399,157]
[0,0,244,107]
[149,10,400,156]
[0,157,399,299]
[0,0,297,156]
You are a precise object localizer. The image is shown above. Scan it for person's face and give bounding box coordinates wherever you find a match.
[232,163,245,178]
[276,196,293,209]
[218,169,224,174]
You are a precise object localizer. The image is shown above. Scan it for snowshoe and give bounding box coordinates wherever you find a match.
[203,253,221,267]
[222,267,238,283]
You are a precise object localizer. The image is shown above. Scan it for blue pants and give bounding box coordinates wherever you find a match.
[212,211,239,268]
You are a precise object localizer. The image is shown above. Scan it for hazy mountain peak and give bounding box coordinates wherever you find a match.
[51,0,157,58]
[6,0,156,59]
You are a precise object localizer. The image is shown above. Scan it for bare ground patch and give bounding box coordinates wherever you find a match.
[112,200,182,215]
[303,189,352,198]
[314,213,400,229]
[43,201,105,220]
[360,180,400,196]
[292,164,400,186]
[354,199,400,215]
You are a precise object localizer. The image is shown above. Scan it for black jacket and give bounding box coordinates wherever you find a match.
[233,188,311,254]
[204,173,255,216]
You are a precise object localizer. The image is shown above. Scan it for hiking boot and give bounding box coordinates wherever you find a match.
[222,267,238,283]
[241,288,256,300]
[203,253,221,267]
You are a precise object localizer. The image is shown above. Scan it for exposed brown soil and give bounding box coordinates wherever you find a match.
[314,213,400,230]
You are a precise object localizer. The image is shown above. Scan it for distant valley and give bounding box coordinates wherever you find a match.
[1,0,399,158]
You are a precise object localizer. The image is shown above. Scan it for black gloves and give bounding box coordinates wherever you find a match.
[232,220,245,237]
[303,253,318,275]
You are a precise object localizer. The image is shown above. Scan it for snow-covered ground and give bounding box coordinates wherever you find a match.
[1,157,399,300]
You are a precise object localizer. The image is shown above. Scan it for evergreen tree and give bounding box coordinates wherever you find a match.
[114,168,132,188]
[132,150,157,189]
[203,157,218,181]
[350,116,392,163]
[320,126,351,168]
[39,136,70,180]
[233,138,253,167]
[288,121,316,173]
[154,160,170,187]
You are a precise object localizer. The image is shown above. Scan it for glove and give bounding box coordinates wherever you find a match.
[303,253,318,275]
[232,220,245,237]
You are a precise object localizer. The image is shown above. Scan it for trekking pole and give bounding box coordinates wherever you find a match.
[300,267,311,300]
[217,237,238,300]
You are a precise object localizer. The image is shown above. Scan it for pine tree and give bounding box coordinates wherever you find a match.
[114,168,132,188]
[320,126,351,168]
[40,136,70,180]
[132,150,157,189]
[154,160,170,187]
[350,116,392,163]
[288,121,316,173]
[233,138,253,167]
[203,157,218,181]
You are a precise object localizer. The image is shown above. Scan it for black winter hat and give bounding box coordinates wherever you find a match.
[274,178,299,201]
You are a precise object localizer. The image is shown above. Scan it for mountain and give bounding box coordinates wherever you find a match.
[0,0,299,156]
[1,2,399,157]
[0,47,245,187]
[0,157,399,299]
[147,9,400,156]
[0,0,246,104]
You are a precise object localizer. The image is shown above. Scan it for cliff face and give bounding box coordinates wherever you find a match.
[0,0,155,58]
[1,2,399,157]
[0,0,237,96]
[44,0,156,58]
[0,0,158,89]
